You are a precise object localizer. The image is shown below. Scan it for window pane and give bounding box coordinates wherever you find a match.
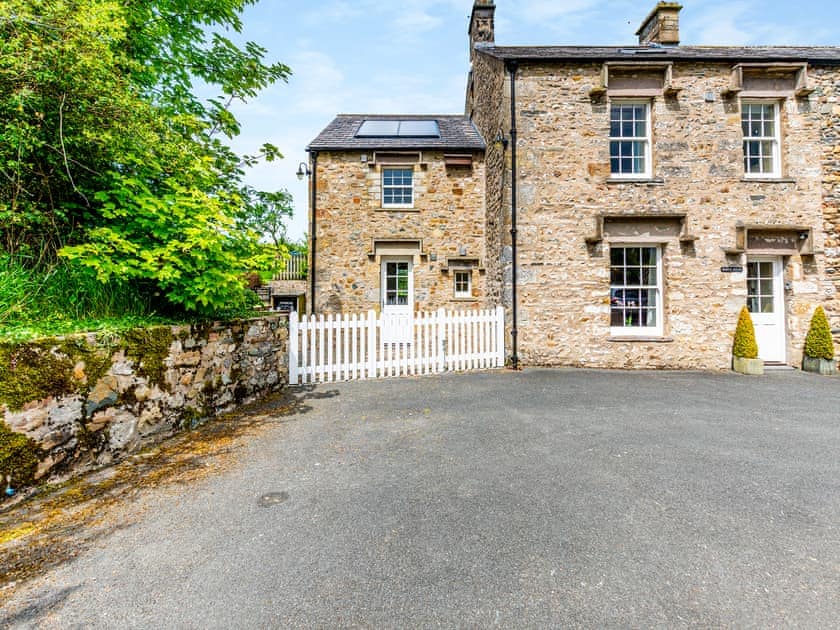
[759,280,773,296]
[626,267,641,285]
[641,248,657,265]
[761,297,774,313]
[759,262,773,277]
[642,308,657,326]
[626,248,640,265]
[747,296,759,313]
[747,280,758,296]
[642,289,657,307]
[643,267,657,285]
[610,268,624,285]
[610,248,624,266]
[635,120,646,137]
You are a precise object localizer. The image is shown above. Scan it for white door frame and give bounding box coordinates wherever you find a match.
[380,256,414,343]
[747,256,786,363]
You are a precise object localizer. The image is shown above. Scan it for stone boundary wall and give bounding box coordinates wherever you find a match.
[1,316,289,489]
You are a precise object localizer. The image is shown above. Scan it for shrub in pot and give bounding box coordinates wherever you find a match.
[802,306,836,375]
[732,306,763,375]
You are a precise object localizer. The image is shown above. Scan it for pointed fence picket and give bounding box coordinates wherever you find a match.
[288,306,505,385]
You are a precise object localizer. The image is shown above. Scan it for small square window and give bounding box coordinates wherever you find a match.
[382,168,414,207]
[454,270,471,298]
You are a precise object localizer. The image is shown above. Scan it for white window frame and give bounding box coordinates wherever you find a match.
[741,100,781,179]
[381,167,414,208]
[453,270,472,298]
[381,257,413,308]
[609,100,652,179]
[609,244,663,337]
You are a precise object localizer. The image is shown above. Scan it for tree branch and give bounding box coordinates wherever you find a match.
[58,93,90,207]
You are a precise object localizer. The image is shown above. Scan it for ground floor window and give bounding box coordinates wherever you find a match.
[383,260,411,306]
[610,245,662,335]
[454,270,471,298]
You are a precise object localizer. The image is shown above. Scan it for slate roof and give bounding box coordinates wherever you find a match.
[308,114,486,152]
[478,45,840,65]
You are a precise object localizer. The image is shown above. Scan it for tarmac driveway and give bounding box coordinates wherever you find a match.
[2,369,839,628]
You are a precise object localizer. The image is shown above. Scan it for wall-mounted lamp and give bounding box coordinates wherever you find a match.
[494,132,509,149]
[296,162,312,180]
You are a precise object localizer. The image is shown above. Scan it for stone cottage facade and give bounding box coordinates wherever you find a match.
[307,115,487,316]
[306,1,840,370]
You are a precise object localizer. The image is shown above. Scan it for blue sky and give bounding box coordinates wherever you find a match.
[226,0,839,240]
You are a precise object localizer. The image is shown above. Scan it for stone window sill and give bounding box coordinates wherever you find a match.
[605,177,665,186]
[608,336,674,343]
[376,207,420,213]
[452,297,479,302]
[739,178,796,184]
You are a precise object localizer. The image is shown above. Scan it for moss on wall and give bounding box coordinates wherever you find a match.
[0,342,76,412]
[0,421,42,487]
[122,327,173,386]
[0,337,115,412]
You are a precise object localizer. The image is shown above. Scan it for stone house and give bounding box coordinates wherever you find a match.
[306,114,487,319]
[305,1,840,370]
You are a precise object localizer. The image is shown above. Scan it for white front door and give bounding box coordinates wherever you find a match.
[381,257,413,343]
[747,257,786,363]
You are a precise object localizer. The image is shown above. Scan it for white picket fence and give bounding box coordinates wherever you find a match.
[288,306,505,384]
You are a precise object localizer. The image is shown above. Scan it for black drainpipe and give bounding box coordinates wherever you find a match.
[309,150,319,315]
[507,60,519,370]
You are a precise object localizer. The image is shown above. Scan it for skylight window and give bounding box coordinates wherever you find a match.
[356,120,440,138]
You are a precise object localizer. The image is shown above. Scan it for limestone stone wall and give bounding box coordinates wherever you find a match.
[467,52,508,309]
[313,150,488,313]
[817,67,840,325]
[1,316,288,487]
[489,58,837,369]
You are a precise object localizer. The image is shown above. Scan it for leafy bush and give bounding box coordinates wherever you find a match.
[1,0,290,315]
[733,306,759,359]
[804,306,835,360]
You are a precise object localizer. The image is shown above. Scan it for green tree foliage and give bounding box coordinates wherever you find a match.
[803,305,835,360]
[733,305,759,359]
[0,0,291,314]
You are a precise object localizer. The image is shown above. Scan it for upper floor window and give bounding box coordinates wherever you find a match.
[382,168,414,207]
[609,102,651,179]
[742,101,781,178]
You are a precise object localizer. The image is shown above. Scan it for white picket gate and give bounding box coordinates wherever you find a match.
[288,306,505,385]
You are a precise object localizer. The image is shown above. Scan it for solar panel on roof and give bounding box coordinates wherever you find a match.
[398,120,440,137]
[355,119,440,138]
[356,120,400,137]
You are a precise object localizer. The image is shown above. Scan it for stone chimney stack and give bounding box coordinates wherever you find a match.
[636,2,682,46]
[469,0,495,62]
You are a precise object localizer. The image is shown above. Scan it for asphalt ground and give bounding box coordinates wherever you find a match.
[1,369,839,628]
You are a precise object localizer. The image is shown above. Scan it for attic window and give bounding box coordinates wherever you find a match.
[356,120,440,138]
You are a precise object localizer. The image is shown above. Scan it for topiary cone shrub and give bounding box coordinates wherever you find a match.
[733,306,759,359]
[803,306,835,360]
[802,306,836,375]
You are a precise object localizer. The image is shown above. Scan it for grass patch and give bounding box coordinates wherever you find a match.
[0,256,261,342]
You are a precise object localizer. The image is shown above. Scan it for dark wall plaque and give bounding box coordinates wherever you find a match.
[721,266,744,273]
